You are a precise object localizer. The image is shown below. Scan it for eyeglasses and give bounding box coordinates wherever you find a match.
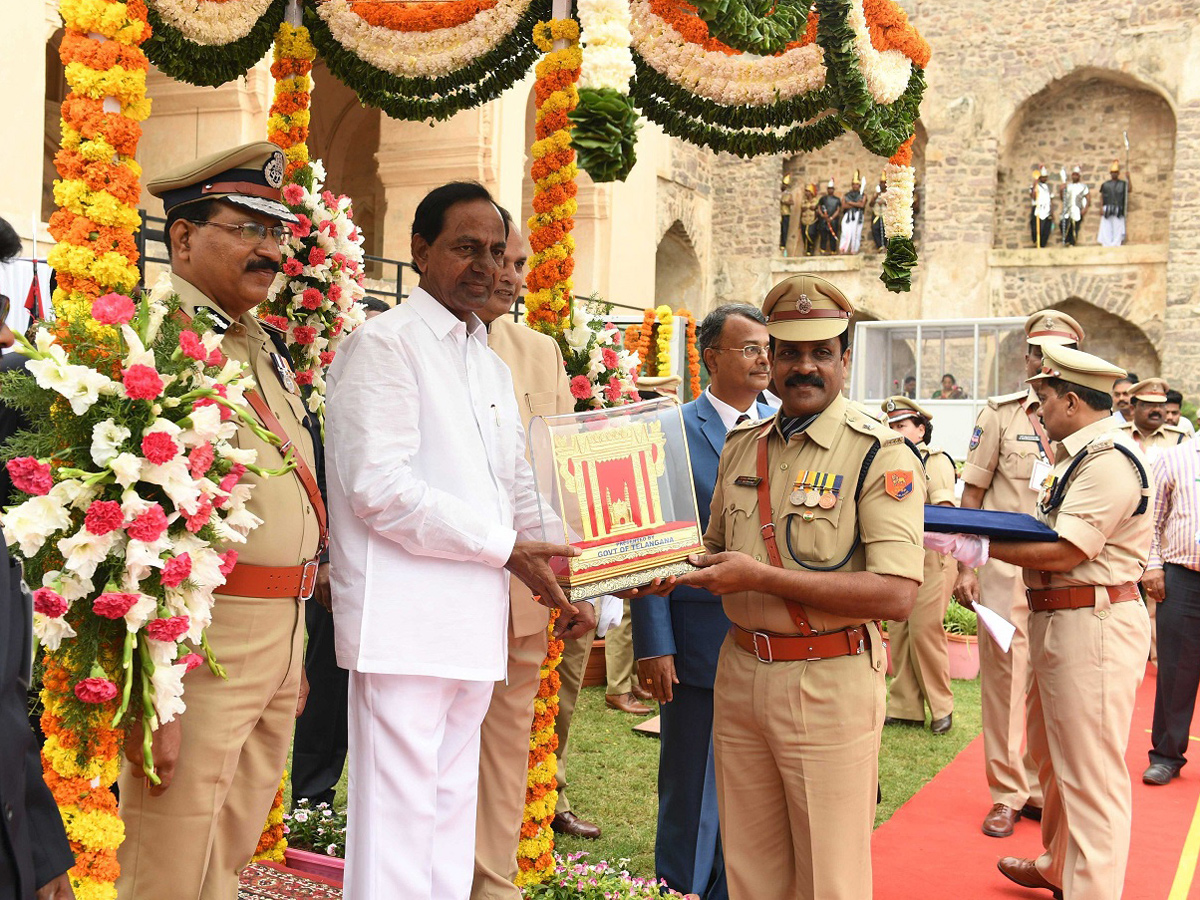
[189,220,292,245]
[713,345,770,359]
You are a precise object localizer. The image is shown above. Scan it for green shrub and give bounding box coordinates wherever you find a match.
[943,599,978,636]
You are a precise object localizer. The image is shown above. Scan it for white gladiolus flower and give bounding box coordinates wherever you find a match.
[91,419,133,467]
[42,570,95,603]
[34,613,77,651]
[180,404,223,444]
[3,495,72,557]
[109,452,144,488]
[56,528,120,580]
[123,592,160,633]
[152,662,188,725]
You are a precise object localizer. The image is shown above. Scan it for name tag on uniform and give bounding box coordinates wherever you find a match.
[1029,459,1053,492]
[734,475,762,487]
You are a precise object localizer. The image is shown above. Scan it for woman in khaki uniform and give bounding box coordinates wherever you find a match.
[880,397,957,733]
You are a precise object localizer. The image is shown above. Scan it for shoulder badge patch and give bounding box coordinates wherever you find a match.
[885,469,915,501]
[969,426,983,450]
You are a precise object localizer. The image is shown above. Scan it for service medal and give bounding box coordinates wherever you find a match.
[804,490,820,507]
[790,490,805,506]
[818,492,837,509]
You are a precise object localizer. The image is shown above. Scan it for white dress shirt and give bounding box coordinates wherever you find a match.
[325,287,545,680]
[705,386,762,432]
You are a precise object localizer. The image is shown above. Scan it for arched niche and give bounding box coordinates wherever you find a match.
[656,220,702,310]
[993,68,1176,249]
[42,29,66,223]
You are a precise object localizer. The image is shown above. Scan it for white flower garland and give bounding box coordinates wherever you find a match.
[629,0,826,107]
[147,0,274,47]
[881,162,915,239]
[847,0,913,105]
[316,0,533,79]
[578,0,634,93]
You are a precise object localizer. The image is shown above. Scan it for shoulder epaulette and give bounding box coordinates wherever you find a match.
[1086,436,1116,453]
[845,409,896,444]
[1117,421,1135,432]
[987,390,1027,410]
[1164,424,1189,437]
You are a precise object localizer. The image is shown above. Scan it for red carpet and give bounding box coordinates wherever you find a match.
[239,862,342,899]
[873,664,1200,899]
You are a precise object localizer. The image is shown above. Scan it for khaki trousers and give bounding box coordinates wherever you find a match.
[713,629,886,900]
[471,627,548,900]
[604,600,635,695]
[1146,596,1158,664]
[116,594,303,900]
[1027,599,1150,899]
[887,549,955,721]
[976,558,1042,809]
[554,626,595,815]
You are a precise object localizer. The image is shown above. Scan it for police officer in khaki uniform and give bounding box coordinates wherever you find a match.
[880,397,957,733]
[652,274,927,900]
[119,142,326,900]
[934,344,1151,900]
[955,309,1085,837]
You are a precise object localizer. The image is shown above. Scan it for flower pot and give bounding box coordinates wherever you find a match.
[583,638,607,687]
[283,848,345,885]
[946,632,979,680]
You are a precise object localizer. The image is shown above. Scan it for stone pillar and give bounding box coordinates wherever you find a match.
[572,176,612,299]
[1162,99,1200,397]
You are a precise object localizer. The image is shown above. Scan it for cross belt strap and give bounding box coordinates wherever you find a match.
[1026,582,1139,612]
[731,624,868,663]
[755,425,816,636]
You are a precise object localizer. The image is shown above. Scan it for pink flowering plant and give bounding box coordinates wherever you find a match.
[0,273,292,778]
[557,295,641,412]
[523,852,688,899]
[261,159,367,421]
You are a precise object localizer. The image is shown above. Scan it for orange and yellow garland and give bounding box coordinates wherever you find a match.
[253,772,289,864]
[678,307,701,398]
[268,21,316,181]
[516,613,565,887]
[523,19,581,338]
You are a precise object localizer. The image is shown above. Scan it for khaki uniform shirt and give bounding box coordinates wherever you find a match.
[1027,416,1151,592]
[1118,421,1190,458]
[920,443,957,506]
[704,393,926,635]
[961,388,1048,514]
[173,275,321,570]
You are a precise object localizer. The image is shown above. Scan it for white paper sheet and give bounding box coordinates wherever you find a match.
[974,603,1016,653]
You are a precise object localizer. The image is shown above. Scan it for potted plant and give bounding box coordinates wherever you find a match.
[943,600,980,679]
[283,799,346,884]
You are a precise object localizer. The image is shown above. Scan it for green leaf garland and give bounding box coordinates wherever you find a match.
[880,235,916,292]
[143,0,287,88]
[688,0,811,56]
[569,88,642,183]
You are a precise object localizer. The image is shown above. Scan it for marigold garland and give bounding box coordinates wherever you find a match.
[678,308,701,398]
[635,307,656,376]
[523,20,581,339]
[253,772,289,863]
[516,614,565,887]
[268,22,316,181]
[654,305,673,377]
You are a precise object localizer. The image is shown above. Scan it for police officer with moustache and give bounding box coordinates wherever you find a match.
[1118,379,1190,458]
[632,274,927,900]
[954,310,1085,839]
[121,142,327,900]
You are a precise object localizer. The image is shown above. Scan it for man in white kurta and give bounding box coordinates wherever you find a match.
[325,183,577,900]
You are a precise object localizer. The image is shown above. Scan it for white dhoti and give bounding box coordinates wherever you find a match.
[1098,215,1125,247]
[345,672,495,900]
[839,215,863,254]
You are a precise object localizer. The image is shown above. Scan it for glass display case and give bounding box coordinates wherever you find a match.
[528,398,704,601]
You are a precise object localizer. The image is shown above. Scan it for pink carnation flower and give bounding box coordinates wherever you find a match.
[179,330,206,361]
[292,326,317,345]
[570,375,593,400]
[145,616,190,642]
[92,591,140,619]
[92,292,136,325]
[141,432,180,465]
[332,317,344,336]
[160,553,192,588]
[127,504,168,543]
[218,549,239,577]
[300,288,323,310]
[184,497,213,533]
[292,214,312,238]
[218,464,246,495]
[188,442,215,478]
[328,283,342,302]
[319,351,336,367]
[179,652,205,673]
[282,258,304,277]
[602,348,619,369]
[123,364,164,400]
[206,347,225,370]
[84,500,124,535]
[7,457,52,496]
[604,378,623,403]
[282,183,305,205]
[294,370,314,386]
[195,384,233,421]
[74,677,118,704]
[32,587,68,618]
[308,247,327,268]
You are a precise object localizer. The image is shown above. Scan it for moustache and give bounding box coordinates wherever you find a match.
[785,373,825,389]
[246,260,281,275]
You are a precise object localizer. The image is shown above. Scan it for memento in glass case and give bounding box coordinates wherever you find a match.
[528,398,704,602]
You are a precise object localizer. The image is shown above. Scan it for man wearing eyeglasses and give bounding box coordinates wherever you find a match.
[631,303,773,900]
[116,142,327,900]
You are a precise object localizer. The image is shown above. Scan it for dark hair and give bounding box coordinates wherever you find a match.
[917,414,933,443]
[360,296,390,314]
[0,218,20,263]
[496,205,514,228]
[411,182,506,274]
[164,198,219,261]
[1114,374,1137,388]
[697,304,767,373]
[768,330,850,355]
[941,373,956,384]
[1166,389,1183,405]
[1044,378,1113,411]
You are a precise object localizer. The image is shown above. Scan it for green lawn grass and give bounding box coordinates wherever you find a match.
[288,676,983,880]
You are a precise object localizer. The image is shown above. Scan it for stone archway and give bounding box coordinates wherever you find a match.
[656,221,702,310]
[994,68,1176,249]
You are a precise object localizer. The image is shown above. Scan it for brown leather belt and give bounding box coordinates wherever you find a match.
[1026,582,1139,612]
[221,559,320,601]
[731,624,868,663]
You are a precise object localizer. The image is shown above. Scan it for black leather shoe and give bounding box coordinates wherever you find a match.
[551,811,602,839]
[930,713,952,734]
[1020,803,1043,822]
[1143,763,1180,785]
[884,716,924,727]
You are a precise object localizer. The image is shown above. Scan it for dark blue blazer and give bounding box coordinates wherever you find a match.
[632,393,774,689]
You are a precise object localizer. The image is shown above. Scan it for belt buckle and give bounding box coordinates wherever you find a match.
[299,559,319,602]
[751,631,774,663]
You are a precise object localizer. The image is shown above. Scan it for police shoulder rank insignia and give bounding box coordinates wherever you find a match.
[969,426,983,450]
[885,470,915,501]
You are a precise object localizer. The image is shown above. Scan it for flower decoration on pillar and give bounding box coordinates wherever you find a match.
[253,772,289,863]
[654,305,674,377]
[678,308,701,399]
[569,0,641,182]
[523,19,582,339]
[267,21,317,182]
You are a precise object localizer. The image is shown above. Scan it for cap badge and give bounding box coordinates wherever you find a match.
[885,399,896,412]
[1043,316,1057,332]
[795,294,812,314]
[263,150,285,189]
